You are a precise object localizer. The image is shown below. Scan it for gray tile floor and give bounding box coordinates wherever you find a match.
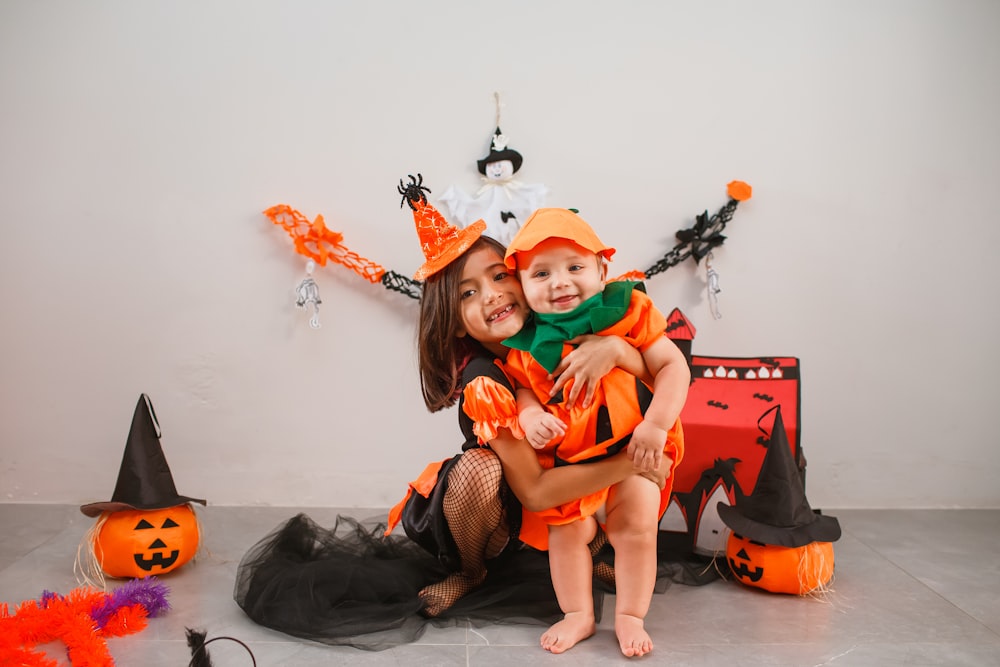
[2,505,998,666]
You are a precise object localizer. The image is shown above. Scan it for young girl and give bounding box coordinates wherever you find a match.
[393,181,667,617]
[502,208,690,657]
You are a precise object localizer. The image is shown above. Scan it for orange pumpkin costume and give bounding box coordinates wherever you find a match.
[463,287,684,551]
[475,207,685,551]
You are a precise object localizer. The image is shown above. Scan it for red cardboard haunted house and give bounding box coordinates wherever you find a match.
[660,309,803,557]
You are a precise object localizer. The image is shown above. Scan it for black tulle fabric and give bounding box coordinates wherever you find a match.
[233,349,721,650]
[234,512,721,651]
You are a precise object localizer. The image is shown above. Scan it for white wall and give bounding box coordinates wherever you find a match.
[2,0,998,510]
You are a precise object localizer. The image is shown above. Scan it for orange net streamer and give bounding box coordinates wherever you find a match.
[610,269,648,283]
[265,205,386,284]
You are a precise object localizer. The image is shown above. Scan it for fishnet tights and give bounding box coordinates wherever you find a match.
[420,448,508,616]
[590,525,617,588]
[418,448,618,615]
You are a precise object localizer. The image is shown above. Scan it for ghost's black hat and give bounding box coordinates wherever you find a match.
[477,127,523,174]
[717,406,840,548]
[80,394,206,517]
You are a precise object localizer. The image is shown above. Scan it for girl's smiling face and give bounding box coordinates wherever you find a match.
[457,245,528,356]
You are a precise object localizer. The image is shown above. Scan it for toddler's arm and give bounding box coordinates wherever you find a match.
[628,336,691,472]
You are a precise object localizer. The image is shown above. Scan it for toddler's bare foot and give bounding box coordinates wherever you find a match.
[615,613,653,657]
[540,611,595,654]
[418,571,484,617]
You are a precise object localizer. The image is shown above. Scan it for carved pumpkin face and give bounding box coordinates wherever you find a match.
[726,533,834,595]
[95,504,200,578]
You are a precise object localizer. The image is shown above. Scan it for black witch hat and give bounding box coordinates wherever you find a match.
[717,406,840,548]
[477,127,523,174]
[80,394,206,517]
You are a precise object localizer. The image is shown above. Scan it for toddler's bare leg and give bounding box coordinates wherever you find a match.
[541,517,598,653]
[606,475,660,657]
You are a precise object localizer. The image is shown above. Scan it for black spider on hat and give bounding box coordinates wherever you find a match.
[398,173,431,210]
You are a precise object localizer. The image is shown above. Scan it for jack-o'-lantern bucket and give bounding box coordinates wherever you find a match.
[78,394,206,582]
[726,533,834,594]
[93,504,201,578]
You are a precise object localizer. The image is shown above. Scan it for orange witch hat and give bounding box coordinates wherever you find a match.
[398,174,486,281]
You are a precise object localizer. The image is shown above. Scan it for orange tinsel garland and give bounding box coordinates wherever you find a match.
[0,580,168,667]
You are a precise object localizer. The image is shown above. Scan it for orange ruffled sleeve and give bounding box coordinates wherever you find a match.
[462,375,525,444]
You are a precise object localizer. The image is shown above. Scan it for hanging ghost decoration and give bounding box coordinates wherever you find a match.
[437,94,548,246]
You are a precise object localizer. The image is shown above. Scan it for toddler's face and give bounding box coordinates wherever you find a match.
[517,238,605,315]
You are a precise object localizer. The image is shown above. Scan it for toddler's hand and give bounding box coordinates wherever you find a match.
[522,411,567,450]
[628,419,667,472]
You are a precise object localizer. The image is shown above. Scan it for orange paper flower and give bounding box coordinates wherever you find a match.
[727,180,752,201]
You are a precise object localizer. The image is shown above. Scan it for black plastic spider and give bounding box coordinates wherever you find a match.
[675,208,727,262]
[398,173,431,210]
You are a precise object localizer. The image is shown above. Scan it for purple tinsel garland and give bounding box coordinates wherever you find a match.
[37,577,171,629]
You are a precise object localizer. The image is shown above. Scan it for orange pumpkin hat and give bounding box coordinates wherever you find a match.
[503,208,616,271]
[399,174,486,281]
[80,394,206,517]
[717,405,840,548]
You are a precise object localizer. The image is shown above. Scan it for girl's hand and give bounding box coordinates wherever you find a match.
[549,334,626,408]
[638,457,670,490]
[627,419,668,472]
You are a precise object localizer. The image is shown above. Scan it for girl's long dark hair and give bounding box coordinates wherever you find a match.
[417,236,507,412]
